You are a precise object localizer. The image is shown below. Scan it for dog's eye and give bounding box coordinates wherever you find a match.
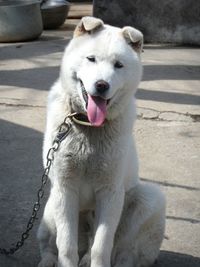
[87,56,96,62]
[114,61,124,69]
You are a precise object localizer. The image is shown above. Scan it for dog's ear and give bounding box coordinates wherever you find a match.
[74,16,104,37]
[122,26,143,53]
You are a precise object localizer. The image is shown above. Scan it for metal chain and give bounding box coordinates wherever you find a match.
[0,114,74,255]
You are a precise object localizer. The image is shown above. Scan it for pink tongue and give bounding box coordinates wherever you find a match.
[87,95,107,126]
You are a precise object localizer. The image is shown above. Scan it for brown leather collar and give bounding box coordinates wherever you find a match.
[69,113,105,127]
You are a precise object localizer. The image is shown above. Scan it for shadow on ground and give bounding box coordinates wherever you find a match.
[155,250,200,267]
[0,120,199,267]
[0,37,68,60]
[1,249,200,267]
[136,88,200,105]
[143,65,200,81]
[0,66,59,91]
[0,119,45,267]
[1,65,199,92]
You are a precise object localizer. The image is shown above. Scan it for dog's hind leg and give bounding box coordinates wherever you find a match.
[112,182,166,267]
[37,195,57,267]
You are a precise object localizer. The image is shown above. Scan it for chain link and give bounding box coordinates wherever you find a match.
[0,115,74,255]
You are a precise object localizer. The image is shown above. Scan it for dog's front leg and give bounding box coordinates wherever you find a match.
[53,183,79,267]
[91,186,124,267]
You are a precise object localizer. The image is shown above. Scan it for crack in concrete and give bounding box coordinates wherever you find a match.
[0,102,199,122]
[0,102,45,108]
[0,97,21,101]
[137,106,200,122]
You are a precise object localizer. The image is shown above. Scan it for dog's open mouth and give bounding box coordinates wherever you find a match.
[79,79,110,127]
[80,80,89,107]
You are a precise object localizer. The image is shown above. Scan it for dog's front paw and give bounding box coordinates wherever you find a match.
[38,253,57,267]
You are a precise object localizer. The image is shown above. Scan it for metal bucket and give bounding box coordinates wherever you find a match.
[41,0,70,30]
[0,0,43,42]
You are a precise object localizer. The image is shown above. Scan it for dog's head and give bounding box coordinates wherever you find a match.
[61,16,143,126]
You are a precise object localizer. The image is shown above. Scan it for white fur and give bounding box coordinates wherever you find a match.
[37,17,166,267]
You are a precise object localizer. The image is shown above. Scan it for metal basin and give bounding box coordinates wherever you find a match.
[41,0,70,29]
[0,0,43,42]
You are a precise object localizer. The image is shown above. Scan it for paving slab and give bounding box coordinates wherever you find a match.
[0,19,200,267]
[68,2,93,19]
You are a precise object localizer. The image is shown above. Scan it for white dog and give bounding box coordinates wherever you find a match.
[37,16,166,267]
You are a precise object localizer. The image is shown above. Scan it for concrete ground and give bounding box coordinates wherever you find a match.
[0,17,200,267]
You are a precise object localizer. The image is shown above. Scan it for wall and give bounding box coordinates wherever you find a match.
[93,0,200,44]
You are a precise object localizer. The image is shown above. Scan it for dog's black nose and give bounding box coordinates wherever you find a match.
[95,80,110,94]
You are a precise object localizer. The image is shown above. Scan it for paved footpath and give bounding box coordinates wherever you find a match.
[0,20,199,267]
